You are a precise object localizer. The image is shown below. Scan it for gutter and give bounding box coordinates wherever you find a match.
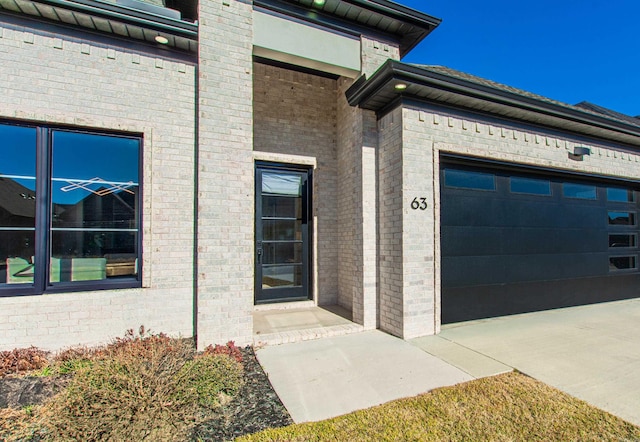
[346,60,640,142]
[32,0,198,38]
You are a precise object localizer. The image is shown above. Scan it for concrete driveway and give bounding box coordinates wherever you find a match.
[415,298,640,426]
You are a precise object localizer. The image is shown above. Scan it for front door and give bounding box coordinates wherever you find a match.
[255,164,311,304]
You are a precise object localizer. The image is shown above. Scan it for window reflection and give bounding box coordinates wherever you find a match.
[563,182,597,199]
[510,176,551,195]
[609,256,637,271]
[50,131,139,283]
[609,234,636,248]
[607,187,634,203]
[444,169,495,190]
[608,211,636,226]
[0,124,37,286]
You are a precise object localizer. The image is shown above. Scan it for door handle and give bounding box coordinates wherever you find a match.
[256,241,263,264]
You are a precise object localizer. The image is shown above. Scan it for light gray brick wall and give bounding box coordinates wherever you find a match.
[377,107,404,337]
[253,63,338,304]
[196,0,254,349]
[336,77,377,328]
[360,37,400,78]
[0,23,196,351]
[401,103,640,337]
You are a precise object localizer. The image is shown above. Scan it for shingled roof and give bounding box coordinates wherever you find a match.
[345,60,640,148]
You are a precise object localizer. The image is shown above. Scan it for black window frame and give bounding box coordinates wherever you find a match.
[0,120,143,297]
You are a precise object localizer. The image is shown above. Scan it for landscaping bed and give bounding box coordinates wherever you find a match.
[0,330,292,441]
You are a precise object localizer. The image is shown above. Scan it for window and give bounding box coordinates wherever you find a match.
[563,182,597,200]
[609,234,637,248]
[609,256,637,271]
[510,176,551,195]
[607,187,634,202]
[444,169,495,190]
[0,122,141,294]
[608,211,636,226]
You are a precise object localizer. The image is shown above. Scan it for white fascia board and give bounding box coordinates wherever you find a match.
[253,10,361,78]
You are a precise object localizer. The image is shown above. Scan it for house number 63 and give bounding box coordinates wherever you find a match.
[411,197,428,210]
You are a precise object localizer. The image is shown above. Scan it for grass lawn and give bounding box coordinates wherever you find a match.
[239,371,640,442]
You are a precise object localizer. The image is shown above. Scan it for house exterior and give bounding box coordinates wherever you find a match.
[0,0,638,351]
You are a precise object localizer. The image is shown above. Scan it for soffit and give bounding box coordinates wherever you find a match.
[254,0,441,56]
[0,0,197,52]
[346,61,640,149]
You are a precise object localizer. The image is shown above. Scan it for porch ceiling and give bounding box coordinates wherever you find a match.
[254,0,441,56]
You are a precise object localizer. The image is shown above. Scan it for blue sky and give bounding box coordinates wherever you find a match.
[399,0,640,117]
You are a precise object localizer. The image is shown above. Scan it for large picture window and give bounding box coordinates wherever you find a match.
[0,121,141,294]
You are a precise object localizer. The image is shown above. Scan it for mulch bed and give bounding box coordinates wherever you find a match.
[0,346,292,441]
[192,347,293,441]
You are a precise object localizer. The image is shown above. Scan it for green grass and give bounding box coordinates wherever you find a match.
[238,371,640,442]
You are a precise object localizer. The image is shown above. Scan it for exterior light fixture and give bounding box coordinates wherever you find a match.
[394,83,408,91]
[313,0,326,5]
[569,146,591,161]
[154,35,169,45]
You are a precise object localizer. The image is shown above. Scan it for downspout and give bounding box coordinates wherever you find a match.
[192,61,199,344]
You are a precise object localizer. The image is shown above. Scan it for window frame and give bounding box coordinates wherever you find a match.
[0,121,143,297]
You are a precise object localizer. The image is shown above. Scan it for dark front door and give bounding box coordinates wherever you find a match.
[255,164,311,304]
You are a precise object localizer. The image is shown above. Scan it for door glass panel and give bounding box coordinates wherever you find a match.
[563,182,597,199]
[262,172,302,196]
[262,265,303,288]
[262,242,302,265]
[608,211,636,226]
[609,234,637,248]
[262,220,301,241]
[607,187,634,202]
[262,196,301,218]
[0,124,37,285]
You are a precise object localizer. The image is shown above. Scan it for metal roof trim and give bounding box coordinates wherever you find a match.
[25,0,198,38]
[346,60,640,142]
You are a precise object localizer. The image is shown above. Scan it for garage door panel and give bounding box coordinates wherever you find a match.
[443,252,608,287]
[442,226,605,256]
[441,160,640,324]
[442,274,640,324]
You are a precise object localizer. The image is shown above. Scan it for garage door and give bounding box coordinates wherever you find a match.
[441,158,640,324]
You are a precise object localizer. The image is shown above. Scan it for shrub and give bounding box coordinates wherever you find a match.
[0,347,49,377]
[0,406,47,441]
[40,330,243,441]
[175,354,244,409]
[203,340,243,363]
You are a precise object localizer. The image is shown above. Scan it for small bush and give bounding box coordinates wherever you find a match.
[204,340,243,363]
[176,354,244,409]
[0,347,49,377]
[0,406,47,441]
[40,330,243,441]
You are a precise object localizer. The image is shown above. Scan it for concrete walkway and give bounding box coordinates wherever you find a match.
[256,299,640,426]
[256,330,472,423]
[430,298,640,426]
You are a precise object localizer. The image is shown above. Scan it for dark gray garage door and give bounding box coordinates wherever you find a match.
[441,158,640,324]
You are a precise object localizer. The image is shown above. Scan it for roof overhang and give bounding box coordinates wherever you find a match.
[0,0,197,52]
[254,0,441,56]
[346,60,640,148]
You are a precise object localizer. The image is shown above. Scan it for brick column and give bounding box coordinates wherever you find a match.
[197,0,254,348]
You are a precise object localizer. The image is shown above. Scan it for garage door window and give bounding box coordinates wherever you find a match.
[510,176,551,195]
[610,256,637,271]
[608,211,636,226]
[609,234,637,248]
[444,169,495,190]
[607,187,634,202]
[563,182,597,200]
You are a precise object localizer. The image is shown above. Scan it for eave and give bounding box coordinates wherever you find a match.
[346,60,640,148]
